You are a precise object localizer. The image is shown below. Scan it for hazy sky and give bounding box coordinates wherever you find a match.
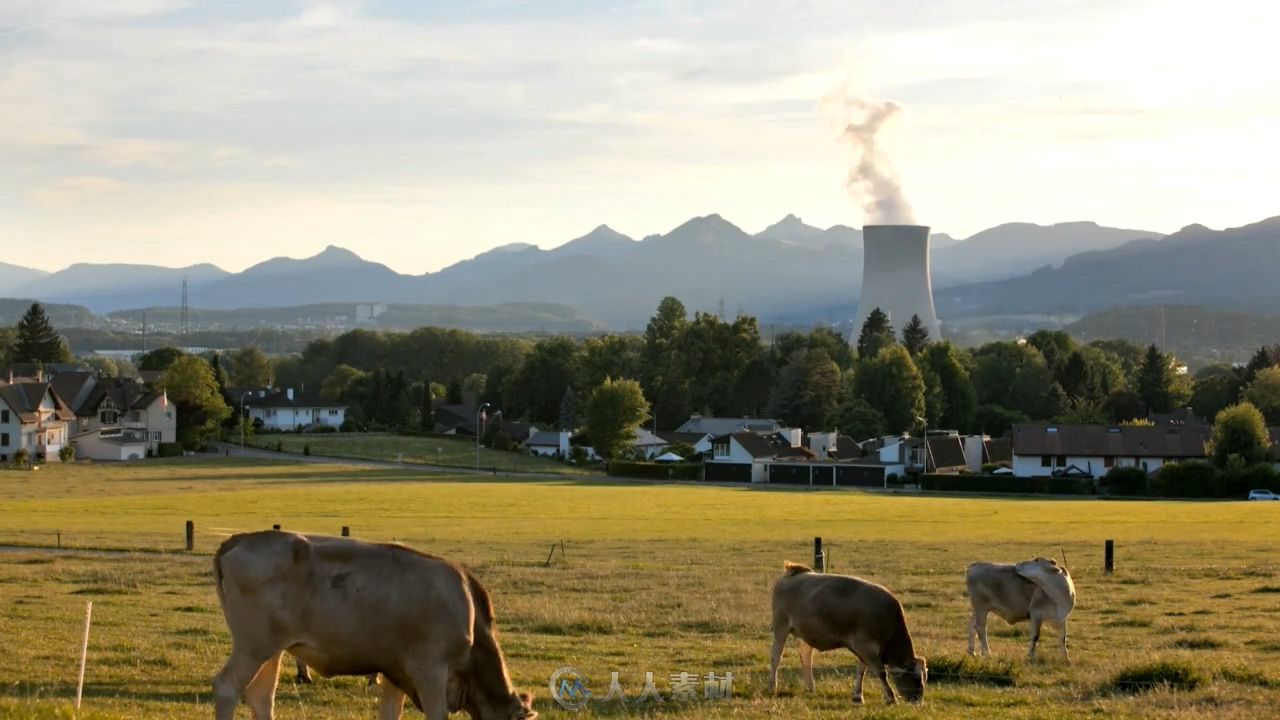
[4,0,1277,273]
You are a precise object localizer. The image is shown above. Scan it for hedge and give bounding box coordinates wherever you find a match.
[157,442,184,458]
[919,474,1094,496]
[607,461,703,481]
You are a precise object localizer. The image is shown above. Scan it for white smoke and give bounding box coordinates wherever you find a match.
[824,88,915,225]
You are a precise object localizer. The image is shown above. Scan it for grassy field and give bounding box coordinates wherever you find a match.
[249,432,594,476]
[1,460,1279,719]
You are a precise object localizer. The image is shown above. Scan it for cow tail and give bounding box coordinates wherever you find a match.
[212,534,242,605]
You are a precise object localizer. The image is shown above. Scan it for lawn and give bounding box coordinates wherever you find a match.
[249,432,594,476]
[1,459,1278,719]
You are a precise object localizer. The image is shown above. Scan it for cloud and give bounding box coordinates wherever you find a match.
[31,175,128,207]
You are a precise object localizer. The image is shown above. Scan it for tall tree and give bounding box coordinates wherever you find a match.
[227,346,273,388]
[1207,402,1271,467]
[159,355,231,448]
[1242,345,1280,385]
[855,308,895,359]
[14,303,71,364]
[971,342,1057,420]
[584,377,650,460]
[1243,367,1280,426]
[0,327,16,369]
[679,313,764,419]
[559,386,578,431]
[641,297,690,429]
[855,345,925,434]
[825,397,886,440]
[1190,365,1244,422]
[506,337,582,424]
[446,378,464,405]
[901,314,930,356]
[767,348,842,430]
[807,327,856,371]
[919,342,978,433]
[1026,330,1078,373]
[138,346,186,372]
[418,378,434,431]
[1136,344,1177,414]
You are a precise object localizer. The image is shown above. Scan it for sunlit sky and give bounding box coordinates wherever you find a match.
[4,0,1277,274]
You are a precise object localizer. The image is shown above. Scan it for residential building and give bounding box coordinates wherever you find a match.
[1011,423,1213,479]
[526,429,570,458]
[241,388,347,431]
[0,379,75,462]
[68,377,176,459]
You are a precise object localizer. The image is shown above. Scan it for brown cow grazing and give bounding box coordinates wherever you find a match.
[768,562,927,705]
[966,557,1076,661]
[213,531,538,720]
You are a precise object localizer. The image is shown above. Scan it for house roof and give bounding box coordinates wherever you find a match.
[676,415,781,436]
[50,371,98,412]
[0,380,75,423]
[234,387,346,409]
[728,431,778,459]
[984,437,1012,464]
[433,402,479,433]
[526,430,564,447]
[657,431,708,445]
[832,435,863,460]
[926,435,969,471]
[5,362,84,378]
[1012,423,1212,459]
[632,428,667,447]
[81,379,164,416]
[1148,408,1208,427]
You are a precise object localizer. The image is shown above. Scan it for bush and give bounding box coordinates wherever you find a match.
[569,446,590,466]
[1219,462,1280,498]
[1047,476,1095,495]
[303,443,311,456]
[489,429,514,452]
[339,418,357,432]
[309,425,338,434]
[1110,660,1205,693]
[12,448,29,467]
[1152,461,1220,498]
[275,441,284,452]
[58,446,75,463]
[607,460,702,481]
[980,463,1001,474]
[156,442,184,458]
[920,474,1049,494]
[1100,466,1149,496]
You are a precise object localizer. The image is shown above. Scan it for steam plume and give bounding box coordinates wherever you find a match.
[825,89,915,225]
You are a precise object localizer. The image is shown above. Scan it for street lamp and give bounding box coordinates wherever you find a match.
[240,392,252,449]
[915,415,931,475]
[475,402,491,470]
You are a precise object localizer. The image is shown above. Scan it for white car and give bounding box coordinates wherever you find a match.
[1247,489,1280,501]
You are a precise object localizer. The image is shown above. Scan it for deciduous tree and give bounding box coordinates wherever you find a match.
[584,378,650,460]
[159,355,231,448]
[227,346,273,388]
[767,348,842,430]
[1244,367,1280,426]
[1208,402,1271,467]
[855,345,925,434]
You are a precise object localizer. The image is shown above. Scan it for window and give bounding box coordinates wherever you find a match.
[1056,455,1067,467]
[328,409,339,416]
[1040,455,1051,467]
[712,441,730,457]
[131,411,142,422]
[0,433,8,447]
[1,410,8,423]
[1104,456,1115,468]
[100,410,119,425]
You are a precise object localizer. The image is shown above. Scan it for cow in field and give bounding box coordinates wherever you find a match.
[768,562,928,704]
[966,557,1076,661]
[213,531,538,720]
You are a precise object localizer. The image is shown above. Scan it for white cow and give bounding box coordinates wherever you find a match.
[966,557,1076,660]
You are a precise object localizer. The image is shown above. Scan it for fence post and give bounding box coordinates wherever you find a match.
[814,537,824,573]
[185,520,194,552]
[272,524,281,531]
[1104,539,1114,575]
[341,526,350,537]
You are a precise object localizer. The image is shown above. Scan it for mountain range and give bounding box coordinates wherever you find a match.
[3,213,1273,330]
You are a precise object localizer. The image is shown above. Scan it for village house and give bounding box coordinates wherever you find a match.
[1010,423,1214,479]
[0,377,75,462]
[239,387,347,431]
[52,372,176,460]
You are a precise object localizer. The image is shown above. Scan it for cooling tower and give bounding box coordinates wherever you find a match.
[852,224,941,344]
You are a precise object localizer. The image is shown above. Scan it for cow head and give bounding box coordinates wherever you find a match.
[892,657,927,703]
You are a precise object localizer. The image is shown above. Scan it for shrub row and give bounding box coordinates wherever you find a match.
[156,442,184,458]
[607,461,703,481]
[918,474,1094,495]
[1102,462,1280,499]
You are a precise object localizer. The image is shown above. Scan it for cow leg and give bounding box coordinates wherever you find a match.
[378,677,407,720]
[852,658,867,704]
[410,667,450,720]
[1058,617,1070,661]
[767,622,789,694]
[851,641,896,705]
[798,640,815,693]
[294,656,312,684]
[1027,614,1043,662]
[243,652,283,720]
[214,649,273,720]
[975,609,991,657]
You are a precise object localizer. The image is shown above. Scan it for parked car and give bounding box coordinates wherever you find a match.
[1247,489,1280,501]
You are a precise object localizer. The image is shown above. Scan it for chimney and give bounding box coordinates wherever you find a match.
[287,388,294,401]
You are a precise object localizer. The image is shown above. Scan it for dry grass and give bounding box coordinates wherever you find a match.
[1,459,1279,718]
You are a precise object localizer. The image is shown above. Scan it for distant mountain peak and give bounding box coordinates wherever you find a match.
[758,213,823,239]
[553,224,636,257]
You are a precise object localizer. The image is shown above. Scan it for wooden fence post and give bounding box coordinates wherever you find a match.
[185,520,194,551]
[272,524,281,531]
[1104,539,1114,575]
[341,526,350,537]
[814,537,825,573]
